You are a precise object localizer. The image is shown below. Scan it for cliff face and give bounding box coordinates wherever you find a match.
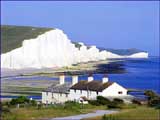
[1,29,120,69]
[1,28,148,69]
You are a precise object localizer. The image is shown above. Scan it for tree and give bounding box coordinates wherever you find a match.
[10,96,30,105]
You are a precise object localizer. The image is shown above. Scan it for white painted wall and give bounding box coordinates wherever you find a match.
[42,92,69,104]
[69,89,99,101]
[99,83,127,96]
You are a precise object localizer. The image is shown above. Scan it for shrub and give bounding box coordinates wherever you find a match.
[113,98,124,104]
[107,101,120,109]
[132,99,142,105]
[10,96,30,105]
[155,104,160,109]
[144,90,157,100]
[144,90,160,107]
[148,97,160,107]
[97,96,111,105]
[64,101,81,110]
[88,100,101,106]
[30,100,37,106]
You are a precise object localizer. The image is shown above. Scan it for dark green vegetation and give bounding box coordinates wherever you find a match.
[89,96,136,109]
[9,96,36,106]
[72,41,82,50]
[2,92,160,120]
[144,90,160,108]
[1,25,53,53]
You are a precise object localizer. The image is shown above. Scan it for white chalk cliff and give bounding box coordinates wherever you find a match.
[1,29,148,69]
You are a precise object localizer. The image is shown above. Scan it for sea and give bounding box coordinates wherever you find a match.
[1,57,160,99]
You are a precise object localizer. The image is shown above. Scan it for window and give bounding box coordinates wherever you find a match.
[46,92,48,96]
[96,91,98,95]
[60,93,62,96]
[52,93,54,98]
[66,94,68,97]
[80,90,82,94]
[74,89,76,93]
[118,91,123,94]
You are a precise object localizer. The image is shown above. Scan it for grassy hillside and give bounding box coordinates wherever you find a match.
[1,25,53,53]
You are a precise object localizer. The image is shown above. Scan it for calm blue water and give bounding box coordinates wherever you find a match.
[82,57,160,98]
[71,57,159,93]
[2,57,159,99]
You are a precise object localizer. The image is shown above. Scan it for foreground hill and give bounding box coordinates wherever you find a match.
[1,25,148,69]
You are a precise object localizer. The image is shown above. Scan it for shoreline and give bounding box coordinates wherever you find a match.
[1,59,125,77]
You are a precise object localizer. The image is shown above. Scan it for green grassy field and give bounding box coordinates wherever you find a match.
[85,106,160,120]
[2,104,106,120]
[1,25,53,53]
[1,79,58,97]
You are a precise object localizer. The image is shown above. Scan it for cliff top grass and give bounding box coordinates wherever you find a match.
[1,25,53,53]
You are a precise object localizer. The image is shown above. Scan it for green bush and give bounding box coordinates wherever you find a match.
[30,100,37,106]
[10,96,30,105]
[144,90,158,100]
[97,96,111,105]
[132,99,142,105]
[107,101,120,109]
[144,90,160,107]
[148,97,160,107]
[113,98,124,104]
[88,100,101,106]
[64,101,81,110]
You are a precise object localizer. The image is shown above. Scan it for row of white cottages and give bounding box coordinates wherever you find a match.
[42,75,128,104]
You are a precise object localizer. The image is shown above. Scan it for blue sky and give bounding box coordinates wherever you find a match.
[1,1,159,56]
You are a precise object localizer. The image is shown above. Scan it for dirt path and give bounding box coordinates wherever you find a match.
[50,110,118,120]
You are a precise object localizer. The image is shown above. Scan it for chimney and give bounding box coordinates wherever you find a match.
[72,75,78,85]
[59,74,65,84]
[102,74,109,83]
[88,73,93,82]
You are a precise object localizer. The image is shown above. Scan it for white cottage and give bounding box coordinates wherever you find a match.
[42,75,77,104]
[42,74,128,104]
[69,75,127,101]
